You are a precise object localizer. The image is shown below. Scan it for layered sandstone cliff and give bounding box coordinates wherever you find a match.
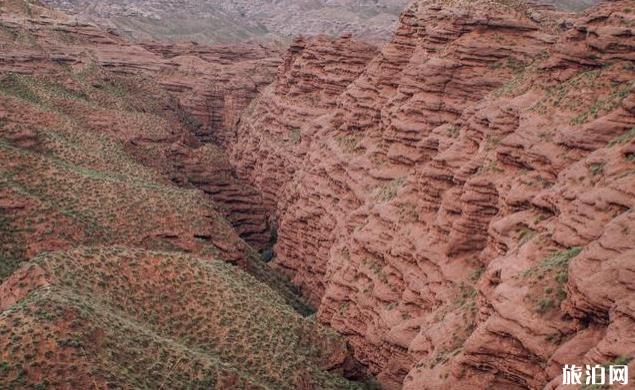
[229,0,635,388]
[230,35,379,213]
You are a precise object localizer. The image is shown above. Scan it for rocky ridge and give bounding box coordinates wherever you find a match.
[228,0,635,388]
[40,0,409,45]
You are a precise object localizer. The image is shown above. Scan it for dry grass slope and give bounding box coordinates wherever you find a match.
[0,68,313,314]
[0,247,361,389]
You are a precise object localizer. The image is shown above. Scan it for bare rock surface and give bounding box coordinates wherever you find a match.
[228,0,635,388]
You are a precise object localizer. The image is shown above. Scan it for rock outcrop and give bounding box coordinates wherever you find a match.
[230,35,379,213]
[229,0,635,388]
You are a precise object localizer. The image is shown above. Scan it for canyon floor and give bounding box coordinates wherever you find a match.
[1,0,634,389]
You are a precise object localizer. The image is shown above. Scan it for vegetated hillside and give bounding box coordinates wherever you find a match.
[0,68,290,292]
[229,0,635,388]
[0,247,360,389]
[0,0,283,249]
[0,0,283,144]
[39,0,410,45]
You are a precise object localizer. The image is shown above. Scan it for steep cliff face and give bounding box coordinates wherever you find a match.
[0,0,279,249]
[230,35,379,214]
[229,0,635,388]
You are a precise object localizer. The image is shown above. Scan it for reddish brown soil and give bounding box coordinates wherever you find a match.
[0,248,358,389]
[0,1,363,388]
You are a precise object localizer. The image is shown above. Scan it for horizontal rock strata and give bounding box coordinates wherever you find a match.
[228,0,635,388]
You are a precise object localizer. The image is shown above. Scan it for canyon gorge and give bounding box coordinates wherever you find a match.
[1,0,634,389]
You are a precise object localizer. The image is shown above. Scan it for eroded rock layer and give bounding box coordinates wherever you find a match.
[229,0,635,388]
[231,35,379,214]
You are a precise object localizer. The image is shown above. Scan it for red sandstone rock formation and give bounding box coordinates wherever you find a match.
[229,0,635,388]
[230,35,379,213]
